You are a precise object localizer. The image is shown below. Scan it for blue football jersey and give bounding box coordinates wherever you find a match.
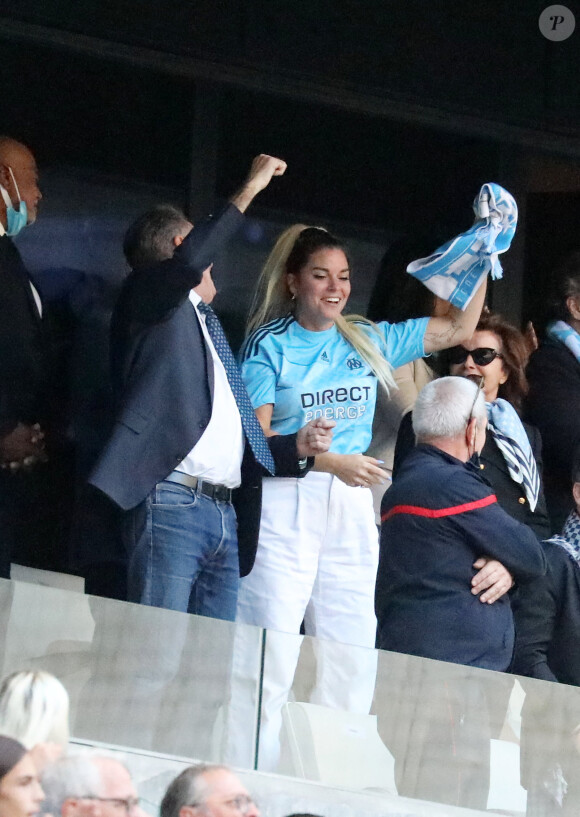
[241,315,428,454]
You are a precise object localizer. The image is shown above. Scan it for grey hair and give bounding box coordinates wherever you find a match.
[413,376,486,441]
[41,755,102,816]
[123,204,191,270]
[0,670,69,750]
[160,764,228,817]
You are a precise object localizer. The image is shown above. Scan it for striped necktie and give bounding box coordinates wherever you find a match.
[198,302,275,475]
[486,399,540,511]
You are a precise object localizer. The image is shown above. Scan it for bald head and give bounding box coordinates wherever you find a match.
[0,137,32,165]
[0,137,41,228]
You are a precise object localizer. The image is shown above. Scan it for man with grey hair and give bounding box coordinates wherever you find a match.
[42,755,145,817]
[376,375,546,669]
[374,376,547,810]
[160,764,259,817]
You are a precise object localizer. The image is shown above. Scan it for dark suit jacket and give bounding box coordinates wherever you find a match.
[394,410,552,539]
[0,236,52,435]
[512,539,580,685]
[89,204,304,576]
[511,539,580,797]
[377,445,546,670]
[525,339,580,532]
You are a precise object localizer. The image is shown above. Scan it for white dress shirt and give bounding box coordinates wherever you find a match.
[175,291,245,488]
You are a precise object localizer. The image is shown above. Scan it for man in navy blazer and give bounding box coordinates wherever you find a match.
[90,155,333,619]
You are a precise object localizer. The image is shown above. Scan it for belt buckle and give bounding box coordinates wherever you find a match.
[198,479,230,503]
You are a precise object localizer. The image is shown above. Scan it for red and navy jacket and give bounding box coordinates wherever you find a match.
[376,444,547,671]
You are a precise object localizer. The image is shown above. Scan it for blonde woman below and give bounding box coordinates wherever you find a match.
[231,225,485,770]
[0,672,69,772]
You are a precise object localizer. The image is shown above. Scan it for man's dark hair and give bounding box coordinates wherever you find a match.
[160,764,227,817]
[123,204,191,270]
[549,250,580,322]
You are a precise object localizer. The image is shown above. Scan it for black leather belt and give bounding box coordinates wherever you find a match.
[165,471,233,503]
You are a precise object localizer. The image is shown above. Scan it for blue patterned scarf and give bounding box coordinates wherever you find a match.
[486,398,540,512]
[547,510,580,567]
[546,320,580,364]
[406,183,518,310]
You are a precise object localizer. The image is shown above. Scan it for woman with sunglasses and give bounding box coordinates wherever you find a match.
[394,311,551,539]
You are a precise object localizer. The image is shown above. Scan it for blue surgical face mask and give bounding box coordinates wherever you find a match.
[0,167,28,237]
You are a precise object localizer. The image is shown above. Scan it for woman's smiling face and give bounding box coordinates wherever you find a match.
[288,247,351,332]
[449,330,508,402]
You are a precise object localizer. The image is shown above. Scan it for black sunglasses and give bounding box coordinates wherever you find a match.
[448,346,503,367]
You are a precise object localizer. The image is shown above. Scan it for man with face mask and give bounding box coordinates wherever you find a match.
[0,136,52,577]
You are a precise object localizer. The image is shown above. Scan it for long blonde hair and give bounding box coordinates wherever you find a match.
[247,225,396,395]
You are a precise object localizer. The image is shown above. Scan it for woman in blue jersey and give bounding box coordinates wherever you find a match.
[234,225,486,770]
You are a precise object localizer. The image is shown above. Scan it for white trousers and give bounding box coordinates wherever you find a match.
[225,472,379,771]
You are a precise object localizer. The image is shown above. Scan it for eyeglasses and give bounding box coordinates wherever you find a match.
[187,795,257,815]
[448,346,503,367]
[85,797,140,815]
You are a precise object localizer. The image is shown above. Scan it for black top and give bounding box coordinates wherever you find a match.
[0,235,53,435]
[393,410,552,539]
[512,538,580,686]
[525,339,580,532]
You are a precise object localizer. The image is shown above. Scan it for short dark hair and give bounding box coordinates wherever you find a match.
[550,251,580,322]
[123,205,191,270]
[160,764,227,817]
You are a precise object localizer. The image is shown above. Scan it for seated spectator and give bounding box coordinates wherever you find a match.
[512,447,580,816]
[395,310,551,539]
[40,756,101,817]
[161,765,258,817]
[377,376,546,666]
[0,672,69,772]
[0,736,44,817]
[526,251,580,531]
[42,755,144,817]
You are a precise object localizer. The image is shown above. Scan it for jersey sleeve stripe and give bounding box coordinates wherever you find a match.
[242,315,294,360]
[381,493,497,523]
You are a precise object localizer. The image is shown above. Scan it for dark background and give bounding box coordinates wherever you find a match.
[1,0,579,330]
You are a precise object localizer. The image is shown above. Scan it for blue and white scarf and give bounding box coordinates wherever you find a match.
[406,183,518,310]
[546,320,580,364]
[486,398,540,512]
[546,510,580,567]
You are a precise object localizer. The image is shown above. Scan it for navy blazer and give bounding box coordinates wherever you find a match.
[377,445,546,671]
[525,339,580,531]
[512,538,580,685]
[89,204,304,576]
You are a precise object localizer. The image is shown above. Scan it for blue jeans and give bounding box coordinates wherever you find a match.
[125,480,239,621]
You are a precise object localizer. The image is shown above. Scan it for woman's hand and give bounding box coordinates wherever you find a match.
[314,452,388,487]
[296,418,335,457]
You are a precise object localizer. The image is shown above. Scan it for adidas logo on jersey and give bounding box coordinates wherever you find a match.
[320,351,330,363]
